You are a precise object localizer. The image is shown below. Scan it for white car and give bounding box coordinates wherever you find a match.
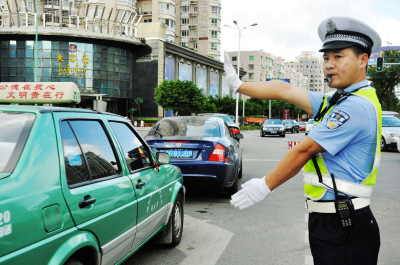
[397,138,400,152]
[305,118,316,135]
[381,115,400,151]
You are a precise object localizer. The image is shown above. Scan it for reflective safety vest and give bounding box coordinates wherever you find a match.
[303,87,382,200]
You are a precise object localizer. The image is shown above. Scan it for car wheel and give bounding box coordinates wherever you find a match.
[238,162,243,179]
[260,130,264,137]
[168,193,184,247]
[305,132,308,136]
[381,137,388,152]
[224,171,239,197]
[291,128,295,133]
[64,259,84,265]
[297,129,299,133]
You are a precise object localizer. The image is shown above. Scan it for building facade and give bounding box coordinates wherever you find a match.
[136,0,221,59]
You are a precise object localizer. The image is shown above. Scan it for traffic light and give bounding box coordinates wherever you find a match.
[376,57,384,72]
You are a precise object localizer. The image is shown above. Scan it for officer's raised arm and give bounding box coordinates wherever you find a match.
[223,51,314,114]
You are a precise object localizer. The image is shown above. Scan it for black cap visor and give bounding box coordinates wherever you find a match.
[319,41,357,52]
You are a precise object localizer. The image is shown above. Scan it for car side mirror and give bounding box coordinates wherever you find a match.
[156,152,170,164]
[235,133,244,139]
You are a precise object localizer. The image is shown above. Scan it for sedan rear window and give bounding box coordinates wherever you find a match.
[149,119,220,138]
[0,112,35,174]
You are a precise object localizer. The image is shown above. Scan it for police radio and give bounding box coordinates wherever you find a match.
[331,173,354,228]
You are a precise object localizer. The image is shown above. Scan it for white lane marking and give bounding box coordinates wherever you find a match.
[243,159,281,162]
[177,214,233,265]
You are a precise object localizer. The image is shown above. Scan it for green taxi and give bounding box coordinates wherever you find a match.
[0,82,185,265]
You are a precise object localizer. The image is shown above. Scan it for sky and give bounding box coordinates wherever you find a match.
[220,0,400,62]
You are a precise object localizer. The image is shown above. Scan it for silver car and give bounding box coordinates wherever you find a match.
[260,119,285,137]
[381,115,400,151]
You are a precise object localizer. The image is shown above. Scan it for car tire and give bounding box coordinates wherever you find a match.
[64,259,84,265]
[224,171,239,197]
[238,162,243,179]
[305,132,308,136]
[291,128,295,133]
[260,131,264,137]
[168,193,184,247]
[381,137,388,152]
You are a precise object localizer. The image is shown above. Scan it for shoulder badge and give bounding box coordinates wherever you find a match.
[326,19,337,34]
[325,109,351,130]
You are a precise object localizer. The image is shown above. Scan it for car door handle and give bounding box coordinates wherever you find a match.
[136,182,146,189]
[79,198,96,208]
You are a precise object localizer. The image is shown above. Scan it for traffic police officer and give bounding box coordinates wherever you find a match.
[225,17,382,264]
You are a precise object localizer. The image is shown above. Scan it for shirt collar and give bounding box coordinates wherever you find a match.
[344,80,369,93]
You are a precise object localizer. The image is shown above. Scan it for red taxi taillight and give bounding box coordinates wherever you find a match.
[208,143,229,162]
[230,128,240,135]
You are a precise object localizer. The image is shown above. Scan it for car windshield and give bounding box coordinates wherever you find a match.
[307,119,316,124]
[200,114,234,124]
[0,112,36,174]
[382,116,400,127]
[148,118,221,138]
[283,120,294,125]
[264,119,282,125]
[299,122,306,125]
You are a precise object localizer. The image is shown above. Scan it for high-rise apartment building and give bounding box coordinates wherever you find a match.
[227,50,275,82]
[136,0,221,60]
[294,51,325,93]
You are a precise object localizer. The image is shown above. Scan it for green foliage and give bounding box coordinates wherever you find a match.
[240,124,261,131]
[154,80,207,114]
[368,49,400,112]
[136,118,158,123]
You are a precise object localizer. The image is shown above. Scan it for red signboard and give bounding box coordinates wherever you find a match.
[284,110,289,120]
[245,117,266,123]
[199,37,208,40]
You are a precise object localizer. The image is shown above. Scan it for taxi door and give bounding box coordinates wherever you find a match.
[107,120,171,250]
[53,113,138,265]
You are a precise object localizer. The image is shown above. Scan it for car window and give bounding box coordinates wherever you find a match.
[382,116,400,127]
[61,120,121,186]
[307,119,316,124]
[149,119,220,138]
[283,120,294,124]
[0,112,35,174]
[109,121,152,172]
[224,122,232,137]
[264,119,282,125]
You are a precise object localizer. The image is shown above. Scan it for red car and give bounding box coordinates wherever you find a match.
[299,122,307,131]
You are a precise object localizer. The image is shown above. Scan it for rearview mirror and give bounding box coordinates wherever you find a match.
[235,133,243,139]
[156,152,170,164]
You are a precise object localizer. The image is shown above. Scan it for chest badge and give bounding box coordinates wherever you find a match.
[325,109,351,130]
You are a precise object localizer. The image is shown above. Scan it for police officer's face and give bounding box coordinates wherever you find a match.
[323,48,367,89]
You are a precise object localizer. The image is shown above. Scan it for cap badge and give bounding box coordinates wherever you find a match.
[326,19,337,34]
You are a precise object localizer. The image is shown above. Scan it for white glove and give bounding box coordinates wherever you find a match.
[230,176,271,210]
[224,51,243,94]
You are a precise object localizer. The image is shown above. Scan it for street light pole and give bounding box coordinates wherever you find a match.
[224,22,257,126]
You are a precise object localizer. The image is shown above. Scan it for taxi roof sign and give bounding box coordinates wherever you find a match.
[0,82,81,104]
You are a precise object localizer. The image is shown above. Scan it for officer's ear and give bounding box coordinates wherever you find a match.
[359,53,369,71]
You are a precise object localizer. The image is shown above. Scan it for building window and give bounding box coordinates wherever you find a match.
[193,6,198,12]
[181,18,189,24]
[160,18,175,30]
[193,43,197,49]
[118,0,136,7]
[249,73,254,79]
[249,56,254,61]
[248,64,254,70]
[232,56,237,62]
[181,30,189,37]
[210,42,218,51]
[181,6,189,12]
[193,31,198,36]
[211,30,218,38]
[211,6,220,14]
[193,18,198,25]
[181,42,189,47]
[143,2,152,11]
[143,19,152,23]
[211,18,218,26]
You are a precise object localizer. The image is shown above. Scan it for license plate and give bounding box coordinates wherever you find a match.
[165,149,193,158]
[270,131,277,133]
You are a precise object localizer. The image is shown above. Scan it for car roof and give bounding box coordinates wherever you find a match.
[0,105,121,117]
[161,115,223,123]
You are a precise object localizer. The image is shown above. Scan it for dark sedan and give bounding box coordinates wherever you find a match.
[145,116,243,196]
[261,119,285,137]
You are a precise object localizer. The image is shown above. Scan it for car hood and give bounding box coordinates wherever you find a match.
[263,124,284,128]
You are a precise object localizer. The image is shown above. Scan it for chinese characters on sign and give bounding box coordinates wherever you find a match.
[1,83,66,100]
[56,44,90,77]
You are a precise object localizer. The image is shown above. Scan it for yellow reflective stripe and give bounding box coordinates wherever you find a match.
[304,184,326,200]
[303,173,373,198]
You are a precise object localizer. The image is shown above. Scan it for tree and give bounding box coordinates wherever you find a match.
[154,80,207,115]
[368,49,400,112]
[133,97,143,118]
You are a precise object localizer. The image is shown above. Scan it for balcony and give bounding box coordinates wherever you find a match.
[190,0,198,4]
[189,12,198,17]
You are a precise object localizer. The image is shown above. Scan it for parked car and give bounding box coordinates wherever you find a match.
[382,111,400,118]
[381,115,400,151]
[197,113,242,142]
[299,122,307,131]
[305,118,316,135]
[397,138,400,152]
[145,116,243,197]
[0,82,185,265]
[260,119,285,137]
[283,119,300,133]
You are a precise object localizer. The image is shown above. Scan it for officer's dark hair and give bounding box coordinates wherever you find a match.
[350,45,369,73]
